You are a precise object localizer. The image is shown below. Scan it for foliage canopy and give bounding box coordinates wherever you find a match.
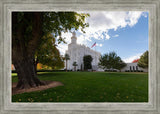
[138,51,148,68]
[12,12,89,89]
[35,33,64,70]
[99,52,126,71]
[83,55,93,70]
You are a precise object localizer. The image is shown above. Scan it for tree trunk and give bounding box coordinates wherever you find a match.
[12,12,45,89]
[14,57,45,89]
[74,66,76,71]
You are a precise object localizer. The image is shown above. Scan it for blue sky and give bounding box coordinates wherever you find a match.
[57,11,148,63]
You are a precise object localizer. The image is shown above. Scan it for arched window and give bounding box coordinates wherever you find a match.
[133,66,135,71]
[130,66,132,71]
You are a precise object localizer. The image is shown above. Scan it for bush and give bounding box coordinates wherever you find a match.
[35,70,66,72]
[12,69,68,73]
[105,69,117,72]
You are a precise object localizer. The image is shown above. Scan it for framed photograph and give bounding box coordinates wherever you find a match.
[0,0,160,114]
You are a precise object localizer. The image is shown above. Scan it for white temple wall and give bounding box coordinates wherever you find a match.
[65,32,101,71]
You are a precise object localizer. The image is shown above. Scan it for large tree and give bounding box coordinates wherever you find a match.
[138,51,148,68]
[12,12,89,89]
[99,52,126,71]
[83,55,93,70]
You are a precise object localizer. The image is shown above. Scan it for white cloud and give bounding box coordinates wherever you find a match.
[57,43,68,55]
[56,32,72,55]
[77,34,91,45]
[126,12,142,27]
[142,12,148,18]
[113,34,119,37]
[56,11,147,55]
[60,32,72,43]
[82,11,144,40]
[99,44,103,47]
[96,43,103,47]
[122,53,142,63]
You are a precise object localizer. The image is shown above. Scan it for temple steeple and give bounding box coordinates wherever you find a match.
[71,31,77,44]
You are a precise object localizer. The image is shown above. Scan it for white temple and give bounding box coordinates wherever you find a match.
[65,32,101,71]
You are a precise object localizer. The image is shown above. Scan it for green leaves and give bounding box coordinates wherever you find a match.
[42,12,89,41]
[34,12,89,69]
[99,51,126,70]
[65,54,70,60]
[83,55,93,70]
[13,11,89,49]
[138,51,148,68]
[36,33,64,69]
[73,62,78,66]
[17,12,24,22]
[12,11,89,71]
[37,12,89,69]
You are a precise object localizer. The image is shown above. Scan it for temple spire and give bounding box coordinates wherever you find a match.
[72,31,76,37]
[71,31,77,44]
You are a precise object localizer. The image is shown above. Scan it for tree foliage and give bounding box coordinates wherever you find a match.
[138,51,148,68]
[12,12,89,89]
[99,52,126,70]
[73,61,78,67]
[35,33,64,70]
[83,55,93,70]
[65,53,70,72]
[72,61,78,71]
[12,12,89,50]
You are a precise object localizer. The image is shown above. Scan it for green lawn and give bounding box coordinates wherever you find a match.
[12,72,148,102]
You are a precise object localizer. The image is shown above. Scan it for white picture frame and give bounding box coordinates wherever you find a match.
[0,0,160,114]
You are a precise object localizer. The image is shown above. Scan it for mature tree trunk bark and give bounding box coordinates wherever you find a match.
[12,12,45,89]
[14,57,45,89]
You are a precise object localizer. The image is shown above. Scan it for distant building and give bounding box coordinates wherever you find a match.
[97,59,148,72]
[121,62,148,72]
[65,32,101,71]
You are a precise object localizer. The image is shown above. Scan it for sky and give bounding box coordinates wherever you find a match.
[56,11,148,63]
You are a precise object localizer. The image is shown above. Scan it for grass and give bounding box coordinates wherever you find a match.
[12,72,148,102]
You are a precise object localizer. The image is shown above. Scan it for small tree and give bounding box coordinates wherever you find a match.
[72,61,78,71]
[65,53,70,72]
[99,51,126,71]
[138,51,148,68]
[114,57,126,72]
[83,55,93,70]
